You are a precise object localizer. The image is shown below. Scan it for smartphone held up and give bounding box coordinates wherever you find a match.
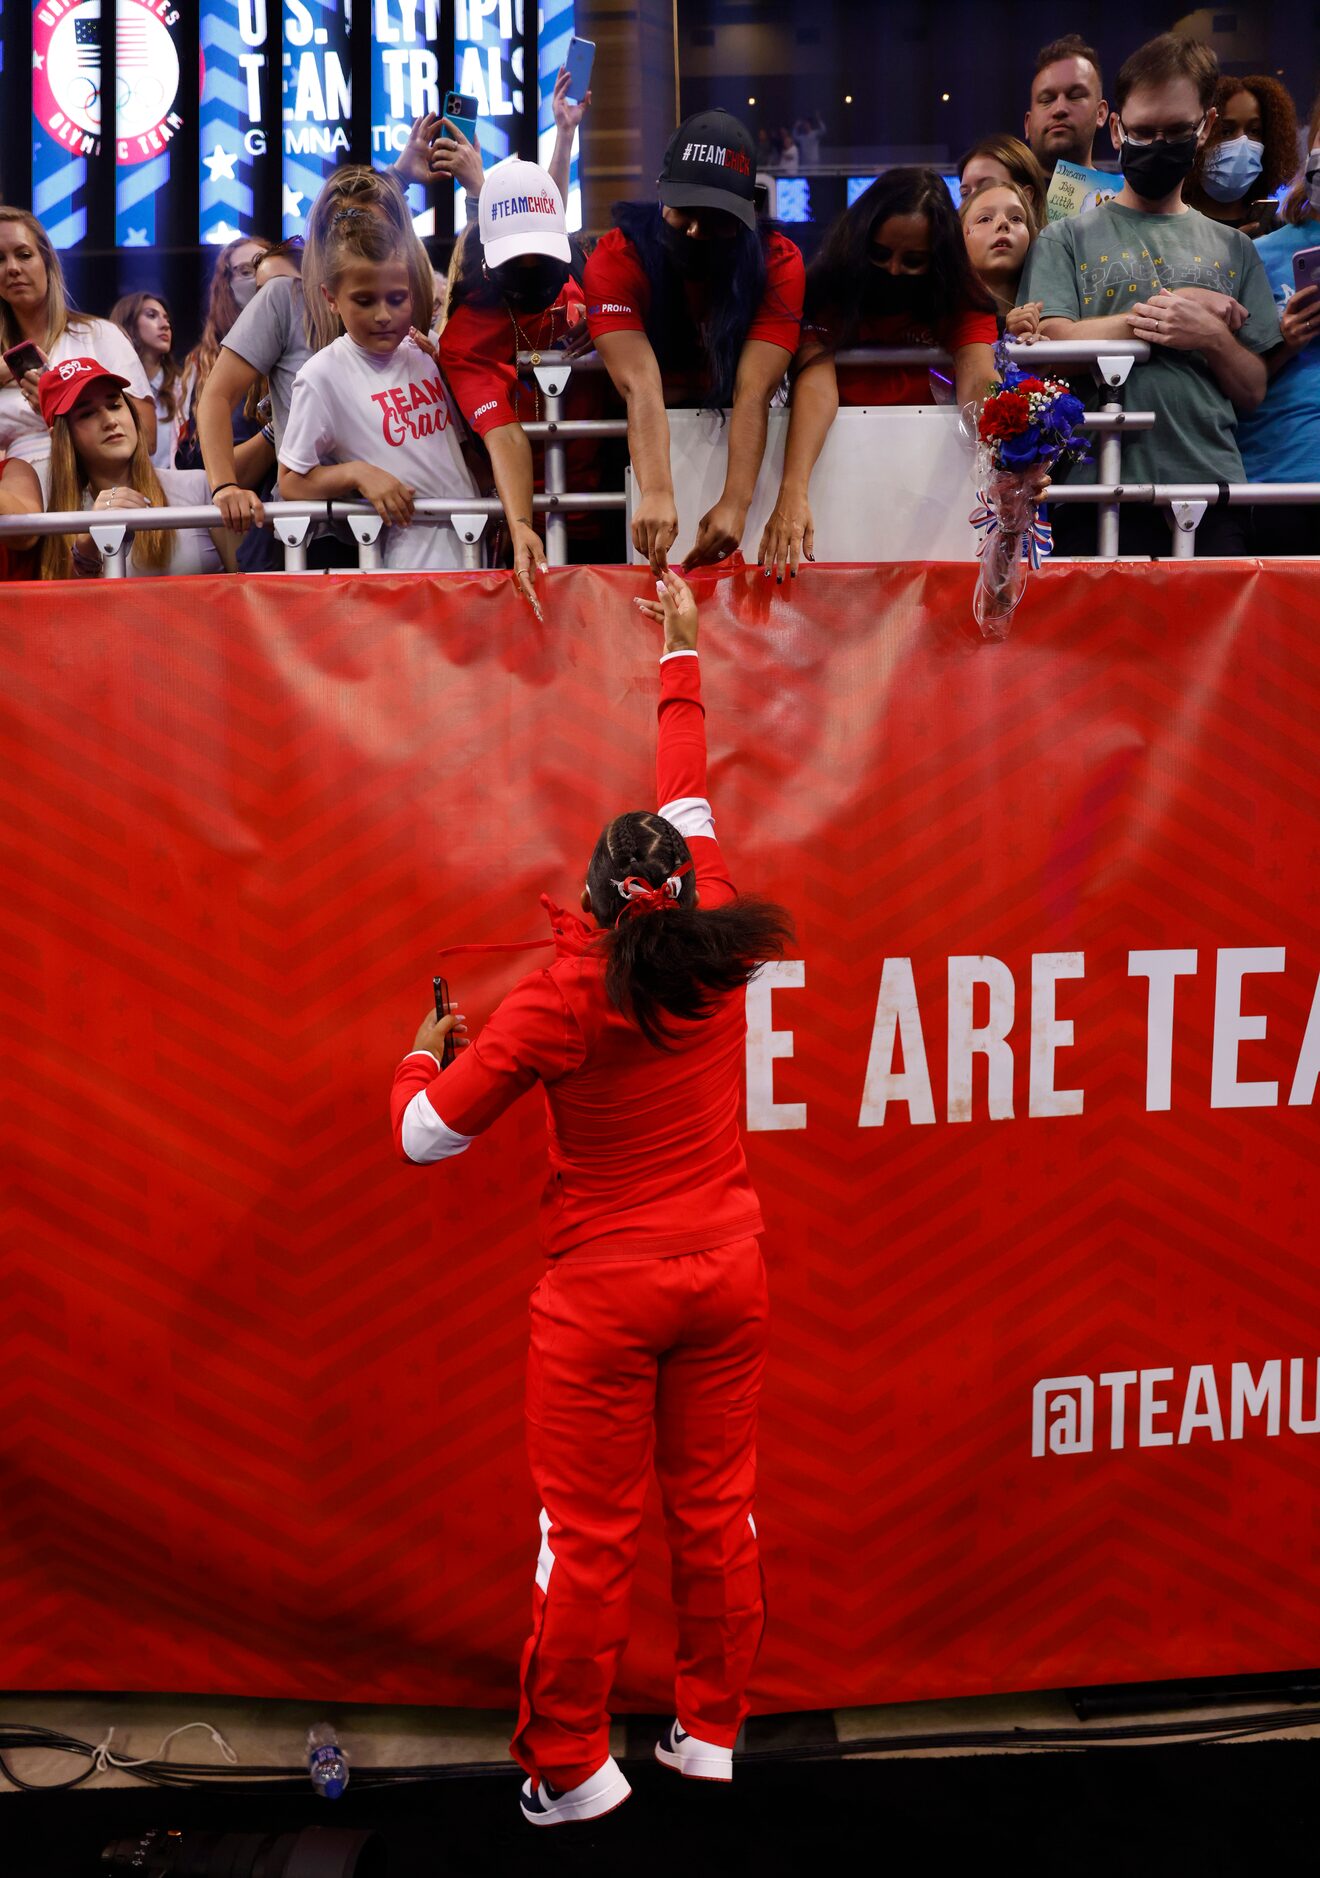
[1292,244,1320,297]
[562,36,595,103]
[2,339,47,383]
[443,91,480,140]
[432,975,457,1069]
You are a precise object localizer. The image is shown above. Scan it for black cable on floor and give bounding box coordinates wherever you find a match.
[3,1704,1320,1795]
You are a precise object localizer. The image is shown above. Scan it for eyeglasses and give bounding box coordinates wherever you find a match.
[1118,113,1207,148]
[229,260,259,279]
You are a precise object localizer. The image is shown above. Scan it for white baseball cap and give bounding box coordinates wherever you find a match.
[479,159,571,270]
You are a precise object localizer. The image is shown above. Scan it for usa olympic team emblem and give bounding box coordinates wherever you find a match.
[32,0,181,161]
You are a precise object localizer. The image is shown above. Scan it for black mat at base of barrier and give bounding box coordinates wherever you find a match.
[6,1742,1319,1877]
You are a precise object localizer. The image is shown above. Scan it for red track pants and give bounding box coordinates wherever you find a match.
[509,1236,769,1790]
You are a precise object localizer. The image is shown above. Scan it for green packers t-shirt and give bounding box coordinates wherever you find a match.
[1018,201,1280,482]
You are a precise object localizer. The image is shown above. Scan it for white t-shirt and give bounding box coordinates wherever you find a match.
[0,317,152,499]
[279,333,476,570]
[148,366,181,470]
[80,468,223,577]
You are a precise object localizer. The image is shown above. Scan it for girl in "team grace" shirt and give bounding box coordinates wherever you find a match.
[279,210,476,569]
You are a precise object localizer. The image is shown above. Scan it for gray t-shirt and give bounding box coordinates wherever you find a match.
[1019,200,1281,483]
[221,275,311,446]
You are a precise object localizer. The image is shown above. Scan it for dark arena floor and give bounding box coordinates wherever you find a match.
[6,1707,1320,1877]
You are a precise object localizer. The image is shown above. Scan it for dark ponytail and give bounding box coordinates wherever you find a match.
[588,810,794,1048]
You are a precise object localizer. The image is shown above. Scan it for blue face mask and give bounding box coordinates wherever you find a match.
[1201,135,1264,203]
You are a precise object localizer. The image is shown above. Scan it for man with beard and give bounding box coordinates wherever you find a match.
[1025,35,1110,179]
[1020,33,1280,556]
[583,109,805,571]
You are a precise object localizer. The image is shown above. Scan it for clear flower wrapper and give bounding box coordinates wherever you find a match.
[964,342,1090,641]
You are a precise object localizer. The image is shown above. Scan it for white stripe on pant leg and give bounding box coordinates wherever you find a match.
[748,1513,756,1538]
[535,1507,556,1593]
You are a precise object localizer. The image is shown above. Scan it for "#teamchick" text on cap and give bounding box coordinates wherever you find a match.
[489,191,560,221]
[681,143,751,174]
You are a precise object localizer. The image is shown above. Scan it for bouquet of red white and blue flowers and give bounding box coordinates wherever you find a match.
[967,343,1089,638]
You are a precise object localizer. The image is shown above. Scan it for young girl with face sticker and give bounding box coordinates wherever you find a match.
[278,210,476,569]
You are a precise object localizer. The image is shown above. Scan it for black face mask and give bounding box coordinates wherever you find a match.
[862,270,930,317]
[491,258,570,313]
[1118,134,1200,201]
[660,220,735,283]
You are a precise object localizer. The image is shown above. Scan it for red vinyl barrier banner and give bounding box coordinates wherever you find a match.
[1,562,1318,1709]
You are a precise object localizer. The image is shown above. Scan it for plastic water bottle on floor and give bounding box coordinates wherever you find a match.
[307,1722,349,1799]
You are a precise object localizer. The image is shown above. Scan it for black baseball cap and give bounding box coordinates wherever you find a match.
[657,109,758,230]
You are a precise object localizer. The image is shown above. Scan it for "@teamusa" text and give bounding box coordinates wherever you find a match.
[1032,1359,1320,1455]
[369,377,452,447]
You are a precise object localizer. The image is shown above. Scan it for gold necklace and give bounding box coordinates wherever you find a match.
[507,301,566,417]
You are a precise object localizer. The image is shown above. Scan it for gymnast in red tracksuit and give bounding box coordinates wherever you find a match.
[389,568,792,1828]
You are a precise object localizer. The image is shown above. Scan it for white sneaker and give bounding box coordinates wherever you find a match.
[654,1719,734,1783]
[519,1754,632,1827]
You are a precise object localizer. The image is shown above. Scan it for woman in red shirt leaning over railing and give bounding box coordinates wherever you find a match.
[583,109,805,572]
[431,160,619,613]
[390,569,792,1830]
[759,165,998,578]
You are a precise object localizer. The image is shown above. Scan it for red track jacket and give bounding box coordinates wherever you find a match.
[390,651,764,1261]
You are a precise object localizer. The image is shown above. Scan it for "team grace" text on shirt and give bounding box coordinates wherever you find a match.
[370,377,452,447]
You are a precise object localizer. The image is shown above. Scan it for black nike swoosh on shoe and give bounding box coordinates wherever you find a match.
[673,1725,688,1743]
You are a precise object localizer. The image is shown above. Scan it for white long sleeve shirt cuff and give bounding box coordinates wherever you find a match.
[400,1089,475,1163]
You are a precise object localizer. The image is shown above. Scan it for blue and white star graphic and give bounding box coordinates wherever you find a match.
[123,228,151,248]
[203,145,239,183]
[282,184,305,220]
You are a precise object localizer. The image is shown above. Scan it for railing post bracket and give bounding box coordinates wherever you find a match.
[88,522,128,577]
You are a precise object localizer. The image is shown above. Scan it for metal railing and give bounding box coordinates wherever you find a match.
[517,340,1165,563]
[1040,483,1320,558]
[2,492,625,577]
[2,338,1311,569]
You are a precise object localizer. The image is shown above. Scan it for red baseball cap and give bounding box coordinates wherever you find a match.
[37,356,130,426]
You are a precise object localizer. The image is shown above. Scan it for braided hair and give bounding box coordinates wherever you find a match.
[587,810,794,1048]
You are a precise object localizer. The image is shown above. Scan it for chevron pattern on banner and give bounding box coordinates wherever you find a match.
[0,563,1317,1708]
[200,2,260,244]
[281,0,353,240]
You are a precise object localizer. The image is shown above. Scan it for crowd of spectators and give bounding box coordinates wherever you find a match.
[756,114,827,173]
[2,29,1320,582]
